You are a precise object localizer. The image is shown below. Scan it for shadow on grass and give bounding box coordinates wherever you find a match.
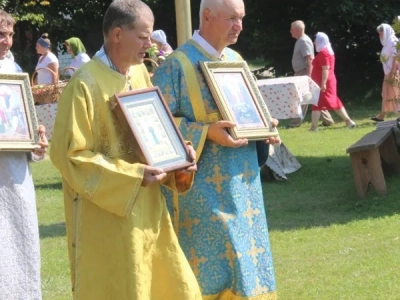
[39,222,66,239]
[35,182,62,190]
[262,155,400,231]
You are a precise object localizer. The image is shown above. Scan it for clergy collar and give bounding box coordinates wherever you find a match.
[192,30,226,60]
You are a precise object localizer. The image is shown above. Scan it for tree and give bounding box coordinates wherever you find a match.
[5,0,399,98]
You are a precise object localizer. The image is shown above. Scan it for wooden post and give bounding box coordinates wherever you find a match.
[174,0,192,47]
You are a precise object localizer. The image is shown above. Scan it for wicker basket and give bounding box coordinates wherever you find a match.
[31,68,67,104]
[59,66,77,80]
[144,58,159,76]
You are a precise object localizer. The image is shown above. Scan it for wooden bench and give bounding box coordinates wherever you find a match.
[346,126,400,198]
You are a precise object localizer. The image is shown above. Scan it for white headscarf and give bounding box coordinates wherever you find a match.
[377,23,398,47]
[315,32,334,54]
[151,30,168,45]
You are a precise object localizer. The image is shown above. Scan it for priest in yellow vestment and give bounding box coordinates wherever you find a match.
[49,1,201,299]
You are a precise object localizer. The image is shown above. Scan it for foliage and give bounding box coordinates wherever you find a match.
[241,0,399,83]
[3,0,400,92]
[3,0,112,73]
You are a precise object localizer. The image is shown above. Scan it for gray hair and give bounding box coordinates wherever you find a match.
[291,20,305,30]
[199,0,225,27]
[0,9,15,27]
[102,0,152,37]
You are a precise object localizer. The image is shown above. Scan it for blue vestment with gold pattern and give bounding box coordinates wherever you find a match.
[152,40,277,300]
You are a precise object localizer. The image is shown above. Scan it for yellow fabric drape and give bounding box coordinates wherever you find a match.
[50,58,201,300]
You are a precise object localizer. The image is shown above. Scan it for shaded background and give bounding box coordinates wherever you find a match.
[3,0,399,101]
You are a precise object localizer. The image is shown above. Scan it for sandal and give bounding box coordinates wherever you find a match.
[369,117,384,122]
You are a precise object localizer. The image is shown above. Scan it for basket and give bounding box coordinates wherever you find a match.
[31,68,68,104]
[59,66,77,80]
[143,58,159,76]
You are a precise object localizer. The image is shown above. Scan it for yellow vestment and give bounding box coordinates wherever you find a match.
[50,57,201,300]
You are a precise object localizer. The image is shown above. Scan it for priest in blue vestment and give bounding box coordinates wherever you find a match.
[152,0,278,299]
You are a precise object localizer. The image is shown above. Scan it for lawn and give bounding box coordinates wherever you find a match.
[32,100,400,299]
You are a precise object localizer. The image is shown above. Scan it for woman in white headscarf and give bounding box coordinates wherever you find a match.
[150,29,173,54]
[371,23,399,122]
[310,32,355,131]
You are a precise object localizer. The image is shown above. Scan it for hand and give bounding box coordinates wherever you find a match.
[321,83,327,92]
[264,136,280,145]
[207,120,248,148]
[271,118,279,127]
[173,144,198,190]
[32,125,48,156]
[141,166,167,187]
[183,144,197,173]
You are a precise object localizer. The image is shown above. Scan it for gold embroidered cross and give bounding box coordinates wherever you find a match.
[165,85,172,103]
[243,200,261,227]
[180,209,200,237]
[189,248,208,276]
[219,241,242,269]
[240,161,256,183]
[185,130,195,144]
[251,277,270,295]
[247,238,265,265]
[205,165,230,193]
[210,205,235,230]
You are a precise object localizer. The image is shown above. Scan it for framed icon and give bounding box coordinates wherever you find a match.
[112,86,194,172]
[0,73,39,151]
[200,61,278,140]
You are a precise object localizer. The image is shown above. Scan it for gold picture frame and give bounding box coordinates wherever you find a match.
[112,87,195,172]
[0,73,39,151]
[200,61,278,140]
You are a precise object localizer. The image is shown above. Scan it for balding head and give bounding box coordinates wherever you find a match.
[290,20,306,39]
[199,0,225,27]
[198,0,244,52]
[291,20,305,30]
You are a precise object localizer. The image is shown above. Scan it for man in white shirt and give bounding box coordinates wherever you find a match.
[0,9,48,300]
[288,20,334,128]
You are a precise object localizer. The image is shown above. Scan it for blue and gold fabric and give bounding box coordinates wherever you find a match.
[152,40,277,300]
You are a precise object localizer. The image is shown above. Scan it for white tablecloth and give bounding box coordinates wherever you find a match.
[257,76,320,119]
[35,103,57,141]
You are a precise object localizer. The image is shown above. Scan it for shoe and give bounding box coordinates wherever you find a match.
[370,117,384,122]
[347,120,356,129]
[309,127,318,132]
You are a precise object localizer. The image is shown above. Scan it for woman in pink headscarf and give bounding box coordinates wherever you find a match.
[310,32,355,131]
[370,23,399,122]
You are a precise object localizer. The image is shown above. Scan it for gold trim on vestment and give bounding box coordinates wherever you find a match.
[72,192,83,299]
[172,191,180,235]
[203,290,278,300]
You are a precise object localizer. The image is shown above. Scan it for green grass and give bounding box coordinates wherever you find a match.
[33,159,70,300]
[264,105,400,299]
[32,102,400,299]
